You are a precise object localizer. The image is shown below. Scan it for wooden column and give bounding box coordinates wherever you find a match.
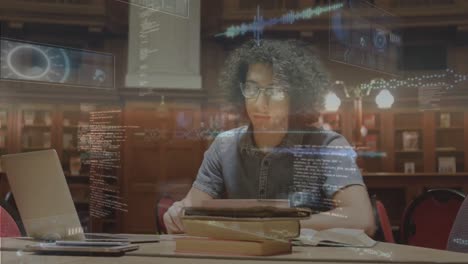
[354,97,363,145]
[464,112,468,173]
[423,111,436,172]
[380,111,395,172]
[341,101,353,143]
[6,104,17,153]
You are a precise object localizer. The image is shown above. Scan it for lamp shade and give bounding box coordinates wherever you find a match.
[324,92,341,112]
[375,89,394,109]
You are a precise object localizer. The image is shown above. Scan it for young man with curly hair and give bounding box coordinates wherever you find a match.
[164,40,376,236]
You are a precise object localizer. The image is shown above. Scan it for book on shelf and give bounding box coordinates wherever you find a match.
[63,118,71,126]
[43,132,51,148]
[404,162,415,174]
[43,112,52,126]
[440,113,451,128]
[22,134,29,148]
[63,133,74,149]
[70,156,82,176]
[435,147,457,152]
[438,156,456,173]
[364,134,378,151]
[402,131,419,150]
[78,121,89,127]
[363,114,376,129]
[24,132,50,148]
[23,110,36,125]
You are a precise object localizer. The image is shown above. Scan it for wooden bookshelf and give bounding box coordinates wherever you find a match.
[360,112,384,172]
[434,111,466,173]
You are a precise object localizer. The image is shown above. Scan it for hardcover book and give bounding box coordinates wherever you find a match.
[201,199,290,209]
[402,131,419,150]
[181,218,300,241]
[175,237,291,256]
[440,113,451,128]
[438,156,456,173]
[23,110,35,126]
[404,162,415,174]
[178,202,311,256]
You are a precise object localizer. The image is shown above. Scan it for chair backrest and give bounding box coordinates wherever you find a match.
[371,196,395,243]
[0,201,22,237]
[400,188,465,249]
[447,195,468,253]
[3,192,26,235]
[155,195,175,234]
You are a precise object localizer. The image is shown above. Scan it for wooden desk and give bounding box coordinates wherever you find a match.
[0,251,371,264]
[1,237,467,263]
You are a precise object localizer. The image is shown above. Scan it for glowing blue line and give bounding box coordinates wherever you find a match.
[59,48,70,83]
[216,3,344,39]
[285,147,357,159]
[360,68,468,91]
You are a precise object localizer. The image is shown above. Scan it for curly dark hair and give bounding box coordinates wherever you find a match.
[219,39,330,129]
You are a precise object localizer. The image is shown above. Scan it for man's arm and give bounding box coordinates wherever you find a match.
[163,132,226,234]
[163,187,214,234]
[300,185,376,236]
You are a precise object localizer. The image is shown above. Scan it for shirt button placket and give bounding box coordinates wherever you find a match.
[258,158,270,199]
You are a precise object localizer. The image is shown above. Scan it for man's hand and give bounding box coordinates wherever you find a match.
[162,187,214,234]
[300,185,376,236]
[163,201,185,234]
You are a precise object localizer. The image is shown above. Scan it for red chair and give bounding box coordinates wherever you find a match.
[0,202,22,237]
[155,195,175,234]
[447,195,468,253]
[400,189,465,249]
[371,196,395,243]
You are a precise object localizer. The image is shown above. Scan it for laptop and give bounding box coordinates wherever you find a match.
[1,149,158,243]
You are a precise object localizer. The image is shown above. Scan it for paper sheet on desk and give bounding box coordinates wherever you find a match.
[293,228,377,248]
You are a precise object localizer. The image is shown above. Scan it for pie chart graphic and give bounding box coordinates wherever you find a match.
[1,39,70,83]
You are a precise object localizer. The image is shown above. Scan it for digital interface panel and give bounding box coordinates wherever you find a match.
[329,0,402,75]
[128,0,190,18]
[0,38,114,89]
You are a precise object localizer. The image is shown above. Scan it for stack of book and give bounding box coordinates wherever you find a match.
[175,200,310,256]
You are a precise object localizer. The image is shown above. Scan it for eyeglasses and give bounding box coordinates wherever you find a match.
[239,81,288,101]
